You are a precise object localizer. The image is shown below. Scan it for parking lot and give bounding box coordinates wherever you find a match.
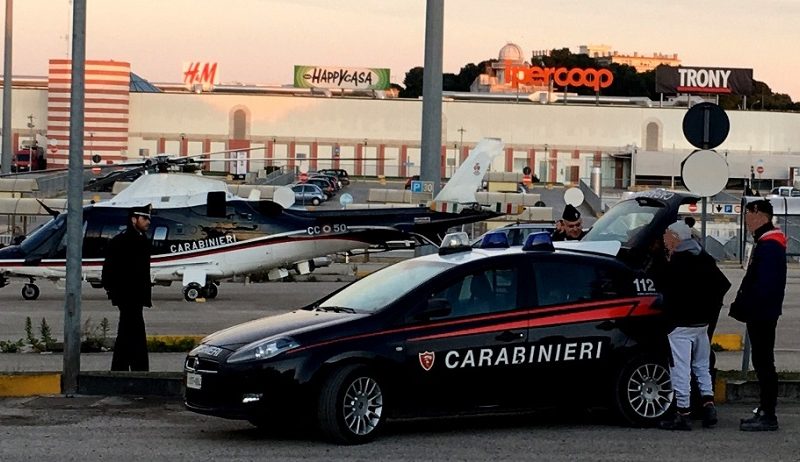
[0,396,798,460]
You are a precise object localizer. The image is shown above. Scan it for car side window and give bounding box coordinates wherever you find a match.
[427,267,519,319]
[533,260,628,307]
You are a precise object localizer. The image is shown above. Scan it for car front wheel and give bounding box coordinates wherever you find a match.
[317,364,385,444]
[613,355,673,426]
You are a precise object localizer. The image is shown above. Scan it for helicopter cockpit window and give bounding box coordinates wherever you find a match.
[101,224,127,239]
[19,214,68,258]
[153,226,168,241]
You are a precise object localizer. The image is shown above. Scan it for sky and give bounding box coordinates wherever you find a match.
[3,0,799,100]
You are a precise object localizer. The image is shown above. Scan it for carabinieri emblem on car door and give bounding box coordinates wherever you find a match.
[418,351,435,371]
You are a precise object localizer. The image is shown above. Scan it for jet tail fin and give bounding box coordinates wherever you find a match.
[433,138,503,204]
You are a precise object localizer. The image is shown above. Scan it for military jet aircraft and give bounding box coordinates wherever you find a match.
[0,139,510,301]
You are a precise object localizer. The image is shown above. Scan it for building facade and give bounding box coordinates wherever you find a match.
[579,44,681,72]
[2,60,799,190]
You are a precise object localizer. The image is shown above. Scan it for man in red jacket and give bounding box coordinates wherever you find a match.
[731,199,787,431]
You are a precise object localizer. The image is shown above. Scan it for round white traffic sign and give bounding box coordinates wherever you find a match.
[563,187,585,207]
[339,193,354,207]
[681,150,729,197]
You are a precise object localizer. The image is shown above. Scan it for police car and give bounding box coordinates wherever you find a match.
[184,190,701,444]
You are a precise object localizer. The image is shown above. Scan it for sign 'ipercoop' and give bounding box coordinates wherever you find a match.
[505,62,614,92]
[294,65,390,90]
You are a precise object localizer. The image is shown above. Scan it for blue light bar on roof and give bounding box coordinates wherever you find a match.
[522,231,555,252]
[478,231,510,249]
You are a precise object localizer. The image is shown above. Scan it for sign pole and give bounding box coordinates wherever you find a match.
[63,0,86,395]
[700,197,707,248]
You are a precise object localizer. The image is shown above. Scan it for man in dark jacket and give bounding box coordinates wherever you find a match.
[731,199,786,431]
[102,204,153,371]
[551,204,586,241]
[658,221,730,431]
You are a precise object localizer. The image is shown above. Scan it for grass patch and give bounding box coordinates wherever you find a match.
[146,336,200,353]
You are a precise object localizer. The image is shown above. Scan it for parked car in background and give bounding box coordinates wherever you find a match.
[305,177,336,198]
[310,173,342,190]
[290,183,327,206]
[768,186,800,197]
[318,168,350,186]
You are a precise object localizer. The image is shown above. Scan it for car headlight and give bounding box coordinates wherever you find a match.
[227,337,300,364]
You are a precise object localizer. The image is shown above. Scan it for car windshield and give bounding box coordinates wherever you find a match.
[318,259,452,313]
[582,199,662,246]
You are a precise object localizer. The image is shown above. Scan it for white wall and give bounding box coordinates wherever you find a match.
[9,87,800,180]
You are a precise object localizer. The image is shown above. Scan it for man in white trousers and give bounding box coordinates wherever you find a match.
[658,221,730,431]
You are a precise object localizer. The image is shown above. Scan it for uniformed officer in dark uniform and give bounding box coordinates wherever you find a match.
[551,204,586,241]
[102,204,153,371]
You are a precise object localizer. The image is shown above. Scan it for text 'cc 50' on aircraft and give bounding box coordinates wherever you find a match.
[0,139,510,302]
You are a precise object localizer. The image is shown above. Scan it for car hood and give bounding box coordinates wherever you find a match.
[201,309,365,350]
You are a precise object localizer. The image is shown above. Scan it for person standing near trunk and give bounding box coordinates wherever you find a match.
[730,199,786,431]
[102,204,153,371]
[658,220,729,431]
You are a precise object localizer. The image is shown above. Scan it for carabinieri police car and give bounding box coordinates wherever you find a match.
[184,189,699,444]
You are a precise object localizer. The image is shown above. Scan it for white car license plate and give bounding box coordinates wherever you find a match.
[186,372,202,390]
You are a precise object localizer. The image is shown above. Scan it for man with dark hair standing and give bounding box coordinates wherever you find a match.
[102,204,153,371]
[731,199,786,431]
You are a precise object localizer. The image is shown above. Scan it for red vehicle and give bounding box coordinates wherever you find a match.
[12,145,46,172]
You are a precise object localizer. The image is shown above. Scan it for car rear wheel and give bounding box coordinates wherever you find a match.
[613,355,673,426]
[317,364,385,444]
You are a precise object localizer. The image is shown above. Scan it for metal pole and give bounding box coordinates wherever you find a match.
[420,0,443,195]
[701,197,707,248]
[1,0,12,174]
[741,329,751,376]
[63,0,86,395]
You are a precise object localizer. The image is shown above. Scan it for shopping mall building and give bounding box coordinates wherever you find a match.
[2,50,800,189]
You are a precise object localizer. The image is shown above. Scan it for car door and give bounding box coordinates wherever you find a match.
[524,254,634,406]
[398,255,533,413]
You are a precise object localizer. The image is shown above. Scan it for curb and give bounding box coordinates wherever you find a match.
[0,372,61,397]
[713,333,743,351]
[78,372,183,397]
[725,380,800,403]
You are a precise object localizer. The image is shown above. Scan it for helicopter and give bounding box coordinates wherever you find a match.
[0,138,510,302]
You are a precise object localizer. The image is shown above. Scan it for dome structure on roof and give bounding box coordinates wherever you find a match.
[498,42,524,63]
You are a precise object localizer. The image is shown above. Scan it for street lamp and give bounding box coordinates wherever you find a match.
[457,126,465,162]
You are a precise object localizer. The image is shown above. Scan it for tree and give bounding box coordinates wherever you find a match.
[399,67,423,98]
[394,53,798,110]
